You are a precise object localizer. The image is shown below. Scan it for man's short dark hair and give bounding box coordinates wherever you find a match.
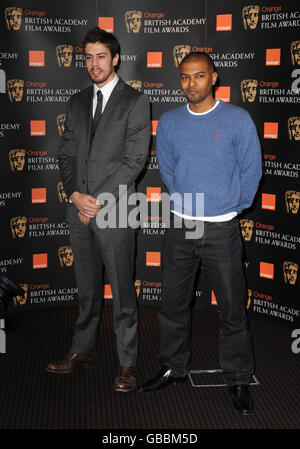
[82,27,120,59]
[180,51,216,73]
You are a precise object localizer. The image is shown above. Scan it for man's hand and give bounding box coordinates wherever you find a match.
[78,212,90,226]
[70,192,101,218]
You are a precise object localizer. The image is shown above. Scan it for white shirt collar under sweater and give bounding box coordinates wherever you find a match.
[187,100,220,116]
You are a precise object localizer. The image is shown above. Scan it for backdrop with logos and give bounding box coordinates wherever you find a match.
[0,0,299,326]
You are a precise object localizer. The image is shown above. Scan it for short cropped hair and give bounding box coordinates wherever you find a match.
[82,27,120,59]
[180,51,216,73]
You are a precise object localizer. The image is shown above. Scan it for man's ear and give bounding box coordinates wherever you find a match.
[212,71,218,86]
[113,53,119,67]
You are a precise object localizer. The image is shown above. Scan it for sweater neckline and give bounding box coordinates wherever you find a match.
[186,100,222,116]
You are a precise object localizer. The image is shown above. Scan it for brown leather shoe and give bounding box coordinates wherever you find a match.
[113,366,136,392]
[46,353,97,374]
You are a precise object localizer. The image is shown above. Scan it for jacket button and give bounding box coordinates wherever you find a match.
[82,180,86,184]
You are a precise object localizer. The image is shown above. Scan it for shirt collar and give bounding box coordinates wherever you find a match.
[187,100,220,116]
[93,73,119,102]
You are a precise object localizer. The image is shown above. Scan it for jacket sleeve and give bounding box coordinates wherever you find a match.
[57,98,79,198]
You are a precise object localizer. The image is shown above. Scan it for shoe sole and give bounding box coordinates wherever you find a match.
[113,386,136,393]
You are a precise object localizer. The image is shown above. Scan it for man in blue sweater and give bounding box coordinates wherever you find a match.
[138,52,262,415]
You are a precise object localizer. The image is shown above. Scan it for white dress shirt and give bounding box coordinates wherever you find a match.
[92,73,119,116]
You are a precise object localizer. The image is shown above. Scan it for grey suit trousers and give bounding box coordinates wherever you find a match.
[67,203,138,367]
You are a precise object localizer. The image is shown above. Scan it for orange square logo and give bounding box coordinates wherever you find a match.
[261,193,276,211]
[146,251,161,267]
[264,122,278,139]
[266,48,281,66]
[33,253,48,269]
[147,52,162,68]
[151,120,159,136]
[29,50,45,67]
[32,188,47,204]
[211,290,218,305]
[215,86,231,102]
[104,284,113,299]
[260,262,274,280]
[98,17,114,33]
[146,187,161,202]
[216,14,232,31]
[30,120,46,136]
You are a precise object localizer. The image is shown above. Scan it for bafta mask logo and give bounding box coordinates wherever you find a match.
[10,216,27,238]
[291,40,300,65]
[239,219,254,241]
[288,116,300,141]
[283,261,298,285]
[285,190,300,214]
[125,10,142,33]
[57,181,68,203]
[56,113,66,136]
[242,5,260,30]
[134,279,141,298]
[9,149,26,172]
[173,45,191,68]
[5,7,22,31]
[247,289,252,310]
[126,80,142,92]
[13,283,28,305]
[7,79,24,102]
[56,45,73,68]
[58,246,74,267]
[240,79,258,103]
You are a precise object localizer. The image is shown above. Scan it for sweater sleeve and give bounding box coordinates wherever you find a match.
[156,115,175,194]
[235,111,262,212]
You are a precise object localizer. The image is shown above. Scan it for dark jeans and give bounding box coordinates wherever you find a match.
[158,214,254,386]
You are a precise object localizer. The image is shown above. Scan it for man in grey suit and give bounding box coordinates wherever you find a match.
[47,27,150,393]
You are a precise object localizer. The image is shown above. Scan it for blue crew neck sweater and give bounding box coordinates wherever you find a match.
[156,100,262,217]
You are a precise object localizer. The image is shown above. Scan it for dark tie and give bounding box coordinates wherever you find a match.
[91,90,103,139]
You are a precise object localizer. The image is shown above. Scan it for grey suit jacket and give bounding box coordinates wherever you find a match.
[57,78,150,207]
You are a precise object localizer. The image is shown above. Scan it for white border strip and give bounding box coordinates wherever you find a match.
[188,369,260,388]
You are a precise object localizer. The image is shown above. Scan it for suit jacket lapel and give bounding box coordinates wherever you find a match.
[95,79,124,132]
[80,86,93,155]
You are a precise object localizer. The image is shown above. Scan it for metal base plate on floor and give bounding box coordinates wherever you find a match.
[188,369,259,387]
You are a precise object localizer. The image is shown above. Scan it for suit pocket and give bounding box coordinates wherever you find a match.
[105,121,123,129]
[102,122,126,142]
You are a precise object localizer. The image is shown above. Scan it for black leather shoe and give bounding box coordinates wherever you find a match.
[229,384,253,415]
[137,366,187,392]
